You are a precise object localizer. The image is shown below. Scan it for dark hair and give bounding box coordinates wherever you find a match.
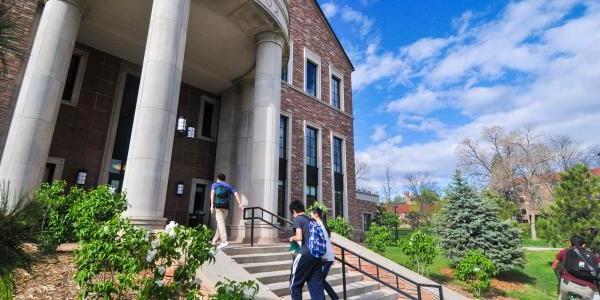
[216,174,226,181]
[289,200,305,214]
[313,207,331,236]
[570,235,586,247]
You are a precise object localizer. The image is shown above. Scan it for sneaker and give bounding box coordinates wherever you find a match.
[217,241,229,250]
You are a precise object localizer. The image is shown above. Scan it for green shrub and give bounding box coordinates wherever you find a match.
[454,250,497,297]
[212,278,259,300]
[328,216,353,239]
[365,224,391,254]
[398,230,437,275]
[0,186,42,298]
[74,218,215,299]
[37,182,127,251]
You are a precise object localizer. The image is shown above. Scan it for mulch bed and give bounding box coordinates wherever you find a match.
[13,252,79,299]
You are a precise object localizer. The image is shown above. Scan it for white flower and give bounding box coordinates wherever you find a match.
[157,266,165,275]
[146,249,157,263]
[155,279,163,287]
[103,225,109,234]
[109,187,116,194]
[143,231,149,242]
[116,229,125,239]
[151,239,160,249]
[165,221,178,238]
[473,267,481,272]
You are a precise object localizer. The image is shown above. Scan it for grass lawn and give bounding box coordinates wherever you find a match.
[384,246,558,299]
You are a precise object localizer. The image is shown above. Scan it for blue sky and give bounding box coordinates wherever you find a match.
[319,0,600,193]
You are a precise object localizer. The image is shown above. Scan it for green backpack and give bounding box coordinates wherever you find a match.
[214,185,231,208]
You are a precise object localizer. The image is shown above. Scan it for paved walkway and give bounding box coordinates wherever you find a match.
[524,246,561,251]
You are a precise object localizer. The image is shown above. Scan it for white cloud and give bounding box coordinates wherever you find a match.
[321,2,338,19]
[340,6,375,37]
[370,124,388,142]
[357,0,600,191]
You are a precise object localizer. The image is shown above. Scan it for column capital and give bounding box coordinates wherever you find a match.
[45,0,87,14]
[255,31,285,49]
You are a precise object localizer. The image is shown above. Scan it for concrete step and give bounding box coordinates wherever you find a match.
[347,288,399,300]
[254,266,343,285]
[281,280,382,300]
[222,244,289,256]
[242,260,293,273]
[268,273,364,297]
[230,252,294,264]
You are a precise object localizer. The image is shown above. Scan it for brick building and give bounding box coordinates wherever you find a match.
[0,0,376,242]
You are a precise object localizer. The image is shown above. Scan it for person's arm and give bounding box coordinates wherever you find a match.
[234,192,244,210]
[290,228,302,242]
[551,259,561,271]
[210,189,215,212]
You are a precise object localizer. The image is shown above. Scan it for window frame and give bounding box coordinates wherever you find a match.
[61,48,89,107]
[303,121,323,206]
[282,40,294,84]
[363,213,373,231]
[278,112,293,219]
[303,48,321,99]
[44,157,65,183]
[330,132,348,218]
[197,95,219,141]
[329,65,344,111]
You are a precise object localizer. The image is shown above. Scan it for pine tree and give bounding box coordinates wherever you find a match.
[546,164,600,250]
[436,170,525,273]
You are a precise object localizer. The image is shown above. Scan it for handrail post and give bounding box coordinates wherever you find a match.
[417,285,422,300]
[341,248,347,300]
[439,286,444,300]
[251,209,255,247]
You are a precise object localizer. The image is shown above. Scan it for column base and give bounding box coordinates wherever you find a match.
[129,216,167,231]
[227,224,246,243]
[242,223,281,245]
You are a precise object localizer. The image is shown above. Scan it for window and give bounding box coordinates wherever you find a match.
[305,125,319,208]
[43,157,65,184]
[278,116,289,219]
[281,41,293,83]
[306,61,317,97]
[306,127,318,167]
[304,48,321,99]
[329,66,344,111]
[306,185,317,209]
[363,213,373,231]
[331,76,341,109]
[198,96,218,139]
[332,136,344,217]
[62,49,88,106]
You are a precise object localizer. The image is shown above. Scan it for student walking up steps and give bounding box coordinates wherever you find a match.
[311,207,339,299]
[288,200,325,300]
[210,174,244,250]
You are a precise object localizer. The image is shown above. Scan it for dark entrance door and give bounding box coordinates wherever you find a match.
[188,181,210,227]
[108,74,139,192]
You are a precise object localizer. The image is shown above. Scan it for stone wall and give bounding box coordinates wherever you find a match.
[0,0,40,157]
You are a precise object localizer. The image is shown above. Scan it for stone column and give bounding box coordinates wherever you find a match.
[122,0,190,228]
[0,0,85,205]
[246,32,284,244]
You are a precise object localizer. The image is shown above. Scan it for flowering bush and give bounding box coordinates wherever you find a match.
[211,278,259,300]
[454,250,497,297]
[74,218,215,299]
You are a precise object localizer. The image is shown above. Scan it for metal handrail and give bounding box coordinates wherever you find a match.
[243,207,293,246]
[242,207,444,300]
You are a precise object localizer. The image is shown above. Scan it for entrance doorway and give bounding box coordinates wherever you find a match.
[188,179,211,227]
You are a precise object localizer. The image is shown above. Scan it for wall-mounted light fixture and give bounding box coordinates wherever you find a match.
[176,116,187,136]
[76,169,87,185]
[176,182,184,196]
[186,126,195,140]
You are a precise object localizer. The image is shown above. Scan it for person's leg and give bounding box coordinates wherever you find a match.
[560,280,595,300]
[290,254,311,300]
[322,261,338,299]
[307,257,325,300]
[211,209,222,244]
[218,208,229,242]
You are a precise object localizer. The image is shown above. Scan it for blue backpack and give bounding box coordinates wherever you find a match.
[213,184,231,208]
[307,219,327,258]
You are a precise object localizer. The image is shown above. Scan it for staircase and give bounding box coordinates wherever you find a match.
[222,243,399,299]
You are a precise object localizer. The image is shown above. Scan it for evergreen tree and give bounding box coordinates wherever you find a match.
[436,170,525,273]
[546,164,600,251]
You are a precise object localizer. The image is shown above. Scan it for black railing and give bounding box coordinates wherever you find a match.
[243,206,293,247]
[243,207,444,300]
